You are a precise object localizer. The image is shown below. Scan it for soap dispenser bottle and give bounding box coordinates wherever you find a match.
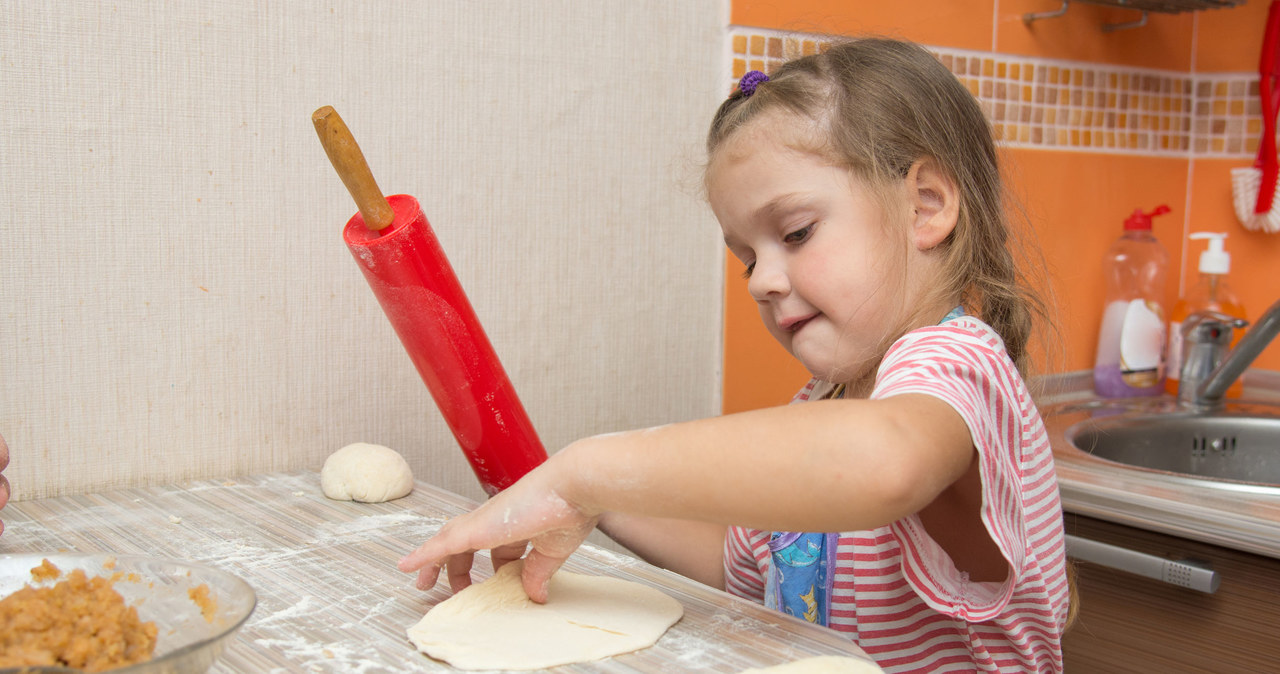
[1165,232,1247,398]
[1094,205,1170,397]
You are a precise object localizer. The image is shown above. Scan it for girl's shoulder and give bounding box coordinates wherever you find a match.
[793,319,1018,404]
[878,317,1027,397]
[889,315,1011,362]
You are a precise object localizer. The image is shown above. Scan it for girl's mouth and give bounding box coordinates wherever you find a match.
[780,314,817,333]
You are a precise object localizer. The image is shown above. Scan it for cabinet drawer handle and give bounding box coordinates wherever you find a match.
[1065,534,1221,594]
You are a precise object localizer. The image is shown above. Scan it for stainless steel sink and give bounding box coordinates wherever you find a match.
[1037,370,1280,567]
[1062,407,1280,487]
[1054,297,1280,488]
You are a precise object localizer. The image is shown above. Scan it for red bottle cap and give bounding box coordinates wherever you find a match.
[1124,204,1171,230]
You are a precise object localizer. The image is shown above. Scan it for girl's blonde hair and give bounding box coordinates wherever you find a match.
[707,37,1049,375]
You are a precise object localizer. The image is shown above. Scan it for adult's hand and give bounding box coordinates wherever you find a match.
[0,433,9,537]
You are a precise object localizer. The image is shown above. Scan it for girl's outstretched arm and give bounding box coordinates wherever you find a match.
[569,393,974,532]
[400,392,973,602]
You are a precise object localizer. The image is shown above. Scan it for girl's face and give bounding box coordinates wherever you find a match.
[707,115,913,387]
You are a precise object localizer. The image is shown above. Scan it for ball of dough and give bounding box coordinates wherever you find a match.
[320,442,414,502]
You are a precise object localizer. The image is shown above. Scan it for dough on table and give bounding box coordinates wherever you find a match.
[319,442,413,502]
[406,560,683,670]
[740,655,885,673]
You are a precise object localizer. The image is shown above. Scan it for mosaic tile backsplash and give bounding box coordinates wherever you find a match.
[731,29,1261,159]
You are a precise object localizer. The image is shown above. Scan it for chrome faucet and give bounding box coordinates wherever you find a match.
[1179,298,1280,409]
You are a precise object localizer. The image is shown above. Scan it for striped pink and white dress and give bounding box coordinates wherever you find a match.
[723,317,1069,673]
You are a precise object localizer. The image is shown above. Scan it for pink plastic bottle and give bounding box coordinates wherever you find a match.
[1093,206,1171,398]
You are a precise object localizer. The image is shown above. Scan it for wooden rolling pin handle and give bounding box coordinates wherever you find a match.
[312,105,396,231]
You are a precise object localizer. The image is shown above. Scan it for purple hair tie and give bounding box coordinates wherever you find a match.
[738,70,769,97]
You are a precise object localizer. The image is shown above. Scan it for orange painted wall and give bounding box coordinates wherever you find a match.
[725,0,1280,413]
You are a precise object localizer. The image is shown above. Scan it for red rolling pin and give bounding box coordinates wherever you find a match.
[312,106,546,496]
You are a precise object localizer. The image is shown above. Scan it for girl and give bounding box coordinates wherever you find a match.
[400,37,1071,673]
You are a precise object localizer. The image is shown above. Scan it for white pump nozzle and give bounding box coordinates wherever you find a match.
[1190,232,1230,274]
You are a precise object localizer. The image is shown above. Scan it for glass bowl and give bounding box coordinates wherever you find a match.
[0,553,256,673]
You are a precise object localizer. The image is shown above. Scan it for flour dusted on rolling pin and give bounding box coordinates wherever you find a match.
[320,443,414,503]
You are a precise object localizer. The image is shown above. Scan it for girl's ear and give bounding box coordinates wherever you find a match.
[905,158,959,251]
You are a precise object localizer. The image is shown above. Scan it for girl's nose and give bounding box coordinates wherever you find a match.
[747,256,789,300]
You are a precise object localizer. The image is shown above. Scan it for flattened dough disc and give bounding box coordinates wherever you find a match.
[407,560,684,670]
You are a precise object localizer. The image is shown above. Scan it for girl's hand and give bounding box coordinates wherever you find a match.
[397,458,599,604]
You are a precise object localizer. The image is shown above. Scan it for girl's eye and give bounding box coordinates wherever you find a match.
[783,224,814,245]
[741,261,755,279]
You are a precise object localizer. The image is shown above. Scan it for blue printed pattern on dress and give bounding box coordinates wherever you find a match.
[765,531,838,625]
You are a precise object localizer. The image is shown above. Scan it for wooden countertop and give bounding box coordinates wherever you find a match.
[0,471,877,672]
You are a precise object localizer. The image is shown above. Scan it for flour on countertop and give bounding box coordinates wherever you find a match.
[6,472,876,672]
[252,636,407,674]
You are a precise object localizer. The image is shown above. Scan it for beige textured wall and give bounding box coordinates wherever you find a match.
[0,1,726,505]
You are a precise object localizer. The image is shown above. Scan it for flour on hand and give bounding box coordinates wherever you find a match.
[319,442,414,503]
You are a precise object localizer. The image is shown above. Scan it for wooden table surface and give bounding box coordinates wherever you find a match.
[0,471,877,672]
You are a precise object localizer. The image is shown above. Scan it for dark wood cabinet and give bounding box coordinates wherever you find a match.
[1063,513,1280,672]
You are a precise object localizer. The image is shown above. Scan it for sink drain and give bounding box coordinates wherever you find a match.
[1062,412,1280,486]
[1191,433,1237,457]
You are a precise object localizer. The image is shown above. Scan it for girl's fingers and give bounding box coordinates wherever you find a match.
[399,466,592,597]
[519,517,599,603]
[520,547,567,604]
[414,563,442,591]
[398,537,446,573]
[490,541,528,572]
[398,512,481,573]
[445,552,476,593]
